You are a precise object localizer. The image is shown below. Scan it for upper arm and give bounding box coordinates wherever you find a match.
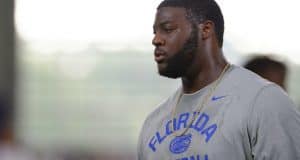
[248,84,300,160]
[137,117,149,160]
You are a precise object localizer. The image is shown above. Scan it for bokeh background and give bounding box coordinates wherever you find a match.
[0,0,299,159]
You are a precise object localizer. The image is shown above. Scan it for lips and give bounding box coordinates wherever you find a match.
[154,48,166,63]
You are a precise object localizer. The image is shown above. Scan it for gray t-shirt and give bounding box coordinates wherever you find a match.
[137,65,300,160]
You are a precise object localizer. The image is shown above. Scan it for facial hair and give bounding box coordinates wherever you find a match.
[159,24,198,78]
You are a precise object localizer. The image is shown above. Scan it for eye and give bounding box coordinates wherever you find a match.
[164,27,175,33]
[165,28,174,33]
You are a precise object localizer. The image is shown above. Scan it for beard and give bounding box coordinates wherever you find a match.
[158,25,198,78]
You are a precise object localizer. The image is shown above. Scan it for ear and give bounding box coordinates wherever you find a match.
[198,20,214,40]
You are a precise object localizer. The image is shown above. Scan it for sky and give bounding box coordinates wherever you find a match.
[15,0,300,64]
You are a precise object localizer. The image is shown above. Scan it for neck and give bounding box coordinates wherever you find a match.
[181,50,228,94]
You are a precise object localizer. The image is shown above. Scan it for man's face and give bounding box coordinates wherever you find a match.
[152,7,198,78]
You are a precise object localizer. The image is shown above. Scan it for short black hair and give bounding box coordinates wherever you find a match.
[244,56,287,76]
[158,0,224,47]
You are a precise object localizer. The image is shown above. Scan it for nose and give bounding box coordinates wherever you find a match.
[152,33,165,47]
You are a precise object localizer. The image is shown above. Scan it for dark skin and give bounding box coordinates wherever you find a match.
[153,7,228,94]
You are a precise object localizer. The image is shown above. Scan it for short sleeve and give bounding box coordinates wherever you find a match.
[248,84,300,160]
[137,117,149,160]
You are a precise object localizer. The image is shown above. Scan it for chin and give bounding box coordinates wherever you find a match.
[156,62,183,79]
[158,69,181,79]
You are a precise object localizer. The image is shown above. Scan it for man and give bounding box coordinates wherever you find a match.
[137,0,300,159]
[244,56,287,90]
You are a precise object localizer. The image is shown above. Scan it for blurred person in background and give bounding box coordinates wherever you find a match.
[138,0,300,159]
[244,55,287,90]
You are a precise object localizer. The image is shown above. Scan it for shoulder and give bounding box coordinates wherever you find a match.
[220,65,274,104]
[139,87,180,135]
[251,84,299,118]
[142,88,179,127]
[226,65,272,89]
[224,65,298,111]
[246,81,300,137]
[218,65,288,125]
[226,65,299,125]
